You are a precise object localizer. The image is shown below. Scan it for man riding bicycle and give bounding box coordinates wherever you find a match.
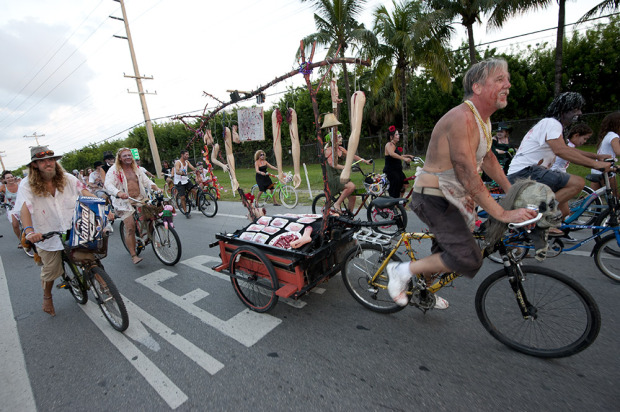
[174,150,196,217]
[104,148,160,264]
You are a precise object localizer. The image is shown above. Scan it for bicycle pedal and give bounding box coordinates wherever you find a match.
[57,281,68,289]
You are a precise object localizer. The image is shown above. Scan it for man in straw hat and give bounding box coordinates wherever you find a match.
[19,145,96,316]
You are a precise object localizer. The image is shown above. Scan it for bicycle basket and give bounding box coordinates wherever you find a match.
[140,204,163,220]
[70,235,108,263]
[283,173,293,183]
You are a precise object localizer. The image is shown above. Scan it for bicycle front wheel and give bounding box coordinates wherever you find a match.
[278,185,298,208]
[89,266,128,332]
[475,266,600,358]
[367,203,408,235]
[198,192,218,217]
[176,194,191,216]
[342,243,408,313]
[151,222,182,265]
[593,233,620,282]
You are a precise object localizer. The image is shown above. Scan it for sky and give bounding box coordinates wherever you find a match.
[0,0,609,170]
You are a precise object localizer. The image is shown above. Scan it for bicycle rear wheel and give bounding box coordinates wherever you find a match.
[342,243,408,313]
[229,246,279,312]
[89,266,128,332]
[151,222,182,265]
[569,186,601,228]
[593,233,620,282]
[367,203,408,235]
[198,191,218,217]
[119,220,143,256]
[278,185,298,208]
[475,266,600,358]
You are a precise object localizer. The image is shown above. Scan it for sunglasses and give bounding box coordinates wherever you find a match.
[34,150,54,158]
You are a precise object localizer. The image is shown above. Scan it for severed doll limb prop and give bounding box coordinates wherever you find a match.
[224,127,239,191]
[340,91,366,184]
[287,108,302,188]
[272,109,284,181]
[290,226,312,249]
[204,129,214,146]
[232,125,241,144]
[211,143,229,172]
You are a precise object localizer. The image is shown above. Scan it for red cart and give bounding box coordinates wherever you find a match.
[210,224,357,312]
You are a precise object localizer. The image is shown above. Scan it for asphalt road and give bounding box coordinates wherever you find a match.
[1,199,618,411]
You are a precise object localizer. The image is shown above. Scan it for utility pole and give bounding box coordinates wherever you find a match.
[0,151,6,171]
[24,132,45,146]
[111,0,162,178]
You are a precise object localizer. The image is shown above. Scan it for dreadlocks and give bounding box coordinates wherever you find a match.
[545,92,585,120]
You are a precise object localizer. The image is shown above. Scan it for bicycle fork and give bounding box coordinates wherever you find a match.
[506,265,537,320]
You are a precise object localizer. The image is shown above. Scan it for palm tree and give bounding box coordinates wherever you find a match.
[579,0,620,21]
[371,1,453,153]
[299,0,375,123]
[427,0,496,64]
[489,0,574,96]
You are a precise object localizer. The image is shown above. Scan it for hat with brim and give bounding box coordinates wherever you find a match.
[28,145,62,165]
[497,122,513,132]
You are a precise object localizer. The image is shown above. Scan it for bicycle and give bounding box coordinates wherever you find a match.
[341,215,601,358]
[31,227,128,332]
[312,162,408,235]
[119,192,182,265]
[174,174,218,218]
[250,171,298,208]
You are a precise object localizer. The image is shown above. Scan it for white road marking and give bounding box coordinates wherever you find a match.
[136,268,281,347]
[0,257,37,412]
[182,255,309,308]
[82,302,188,410]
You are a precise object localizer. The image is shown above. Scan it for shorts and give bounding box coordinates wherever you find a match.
[409,192,483,278]
[176,181,192,197]
[38,249,64,282]
[507,165,570,192]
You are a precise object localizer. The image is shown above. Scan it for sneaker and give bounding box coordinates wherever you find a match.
[386,262,411,307]
[562,233,579,243]
[433,295,449,310]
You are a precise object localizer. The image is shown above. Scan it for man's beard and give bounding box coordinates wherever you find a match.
[40,168,57,180]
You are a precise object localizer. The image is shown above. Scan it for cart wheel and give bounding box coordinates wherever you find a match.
[229,246,279,312]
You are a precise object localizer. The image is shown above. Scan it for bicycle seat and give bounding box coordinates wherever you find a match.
[370,197,406,208]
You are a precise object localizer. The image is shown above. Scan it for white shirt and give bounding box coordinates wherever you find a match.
[508,118,563,175]
[591,131,620,175]
[88,170,104,188]
[550,141,575,173]
[104,166,154,214]
[173,159,190,185]
[20,173,85,251]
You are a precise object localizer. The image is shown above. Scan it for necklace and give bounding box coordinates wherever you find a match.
[464,100,492,152]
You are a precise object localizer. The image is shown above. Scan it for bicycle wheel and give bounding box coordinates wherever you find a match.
[88,266,128,332]
[151,222,182,265]
[311,193,346,215]
[367,203,408,235]
[119,220,143,256]
[475,266,601,358]
[176,194,191,216]
[342,243,408,313]
[569,186,601,228]
[229,246,279,312]
[198,192,218,217]
[278,185,298,209]
[61,259,88,304]
[593,233,620,282]
[477,233,529,264]
[250,184,270,208]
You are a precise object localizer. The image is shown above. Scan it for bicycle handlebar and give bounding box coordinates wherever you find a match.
[508,213,543,230]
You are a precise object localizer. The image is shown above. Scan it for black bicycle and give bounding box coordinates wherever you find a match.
[175,174,218,218]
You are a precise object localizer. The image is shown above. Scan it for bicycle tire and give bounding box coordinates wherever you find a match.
[198,191,218,217]
[568,186,601,228]
[311,193,348,215]
[151,222,182,265]
[593,233,620,282]
[477,233,529,264]
[278,184,298,209]
[591,208,612,236]
[367,203,408,235]
[89,266,129,332]
[250,184,270,208]
[342,243,408,313]
[229,246,279,312]
[475,266,601,358]
[176,193,191,216]
[62,258,88,304]
[119,220,144,257]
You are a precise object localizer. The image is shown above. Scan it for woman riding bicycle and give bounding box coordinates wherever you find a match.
[324,130,370,212]
[254,150,281,206]
[383,125,414,198]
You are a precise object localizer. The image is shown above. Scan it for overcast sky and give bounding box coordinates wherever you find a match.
[0,0,608,170]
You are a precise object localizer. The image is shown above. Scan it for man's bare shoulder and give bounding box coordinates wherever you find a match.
[435,103,469,130]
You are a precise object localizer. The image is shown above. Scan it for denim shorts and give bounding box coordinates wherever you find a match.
[507,165,570,192]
